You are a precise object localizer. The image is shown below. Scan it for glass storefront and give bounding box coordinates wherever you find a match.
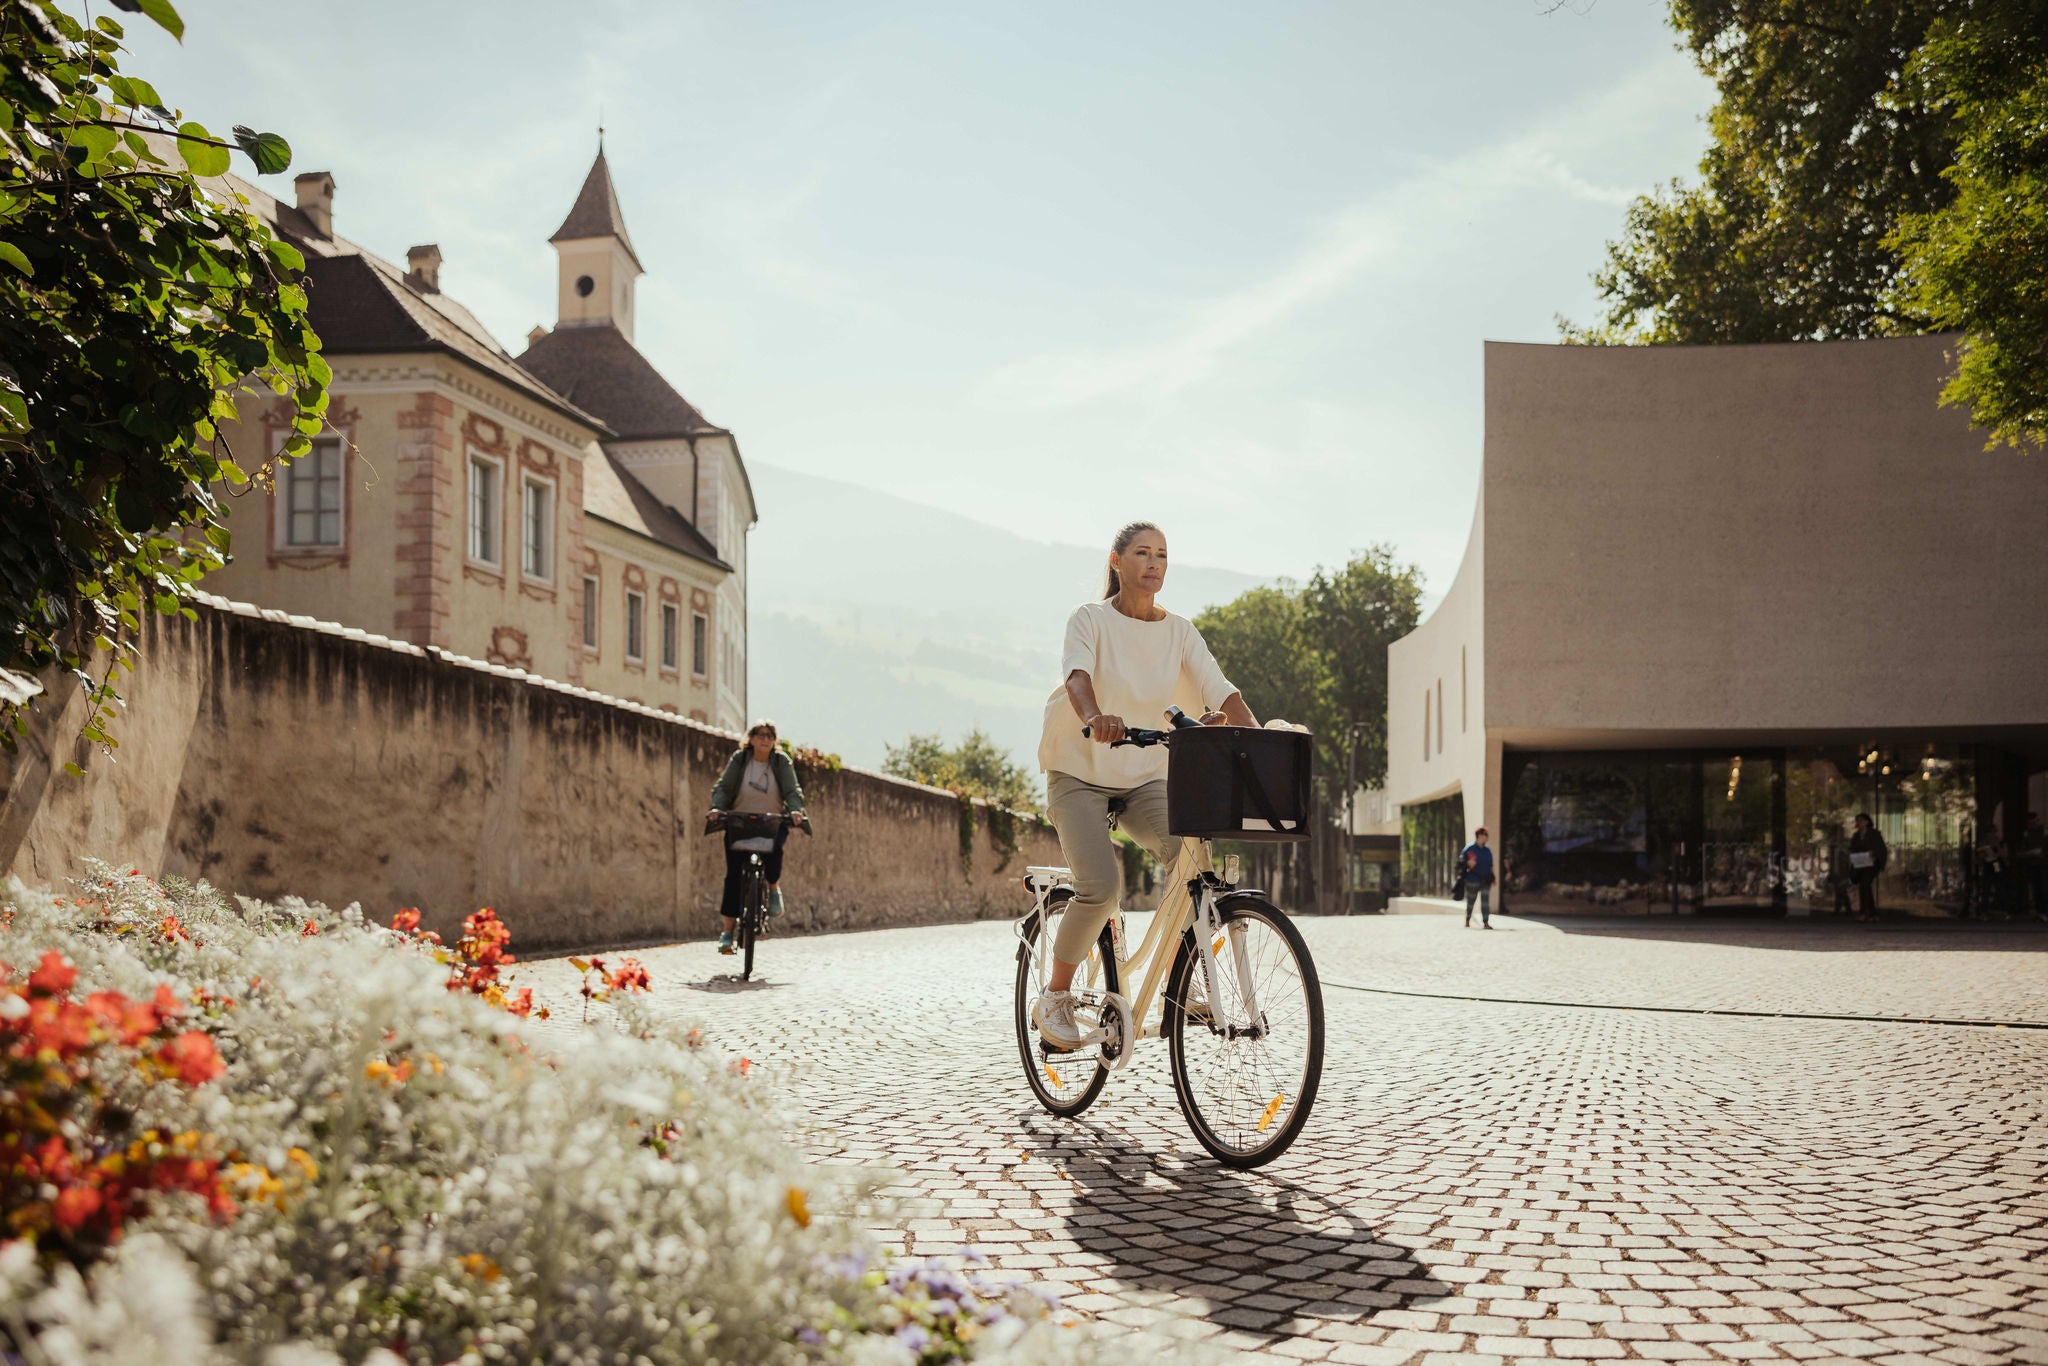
[1401,792,1466,897]
[1502,742,1998,916]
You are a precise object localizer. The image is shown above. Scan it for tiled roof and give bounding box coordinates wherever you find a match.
[516,323,726,442]
[217,172,608,436]
[549,150,643,271]
[581,449,730,570]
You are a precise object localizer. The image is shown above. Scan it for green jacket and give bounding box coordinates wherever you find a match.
[710,747,807,814]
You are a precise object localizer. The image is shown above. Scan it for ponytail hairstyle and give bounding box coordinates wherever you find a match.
[1103,520,1163,599]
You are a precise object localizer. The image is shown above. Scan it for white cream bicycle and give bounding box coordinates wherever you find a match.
[1013,716,1325,1168]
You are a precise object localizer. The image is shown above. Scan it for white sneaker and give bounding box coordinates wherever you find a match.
[1032,990,1090,1052]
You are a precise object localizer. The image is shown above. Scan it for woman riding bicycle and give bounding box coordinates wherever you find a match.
[1031,520,1258,1050]
[706,720,809,955]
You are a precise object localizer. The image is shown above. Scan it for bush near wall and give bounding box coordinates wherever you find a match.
[0,867,1194,1365]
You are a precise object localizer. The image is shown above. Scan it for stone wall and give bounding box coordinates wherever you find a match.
[1,595,1063,952]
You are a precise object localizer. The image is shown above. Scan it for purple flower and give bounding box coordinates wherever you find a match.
[895,1323,932,1352]
[797,1327,824,1345]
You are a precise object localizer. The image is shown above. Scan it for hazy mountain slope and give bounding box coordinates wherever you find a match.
[746,464,1269,774]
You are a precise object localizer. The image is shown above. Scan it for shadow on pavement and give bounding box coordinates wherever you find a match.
[1492,911,2048,952]
[683,975,792,993]
[1018,1113,1442,1342]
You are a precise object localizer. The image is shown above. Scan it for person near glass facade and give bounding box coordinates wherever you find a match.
[1459,828,1496,928]
[1848,814,1890,921]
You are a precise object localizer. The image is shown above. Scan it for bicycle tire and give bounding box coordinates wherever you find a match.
[1164,892,1323,1168]
[741,875,761,980]
[1013,893,1118,1119]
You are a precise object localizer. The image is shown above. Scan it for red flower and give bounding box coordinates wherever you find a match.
[52,1184,103,1231]
[605,958,652,994]
[27,952,76,997]
[300,920,319,938]
[158,1031,224,1086]
[505,988,536,1018]
[390,908,421,934]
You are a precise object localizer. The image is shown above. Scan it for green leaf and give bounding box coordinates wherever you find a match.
[175,122,229,177]
[69,122,117,163]
[265,237,305,271]
[0,242,31,277]
[231,125,291,175]
[110,0,185,41]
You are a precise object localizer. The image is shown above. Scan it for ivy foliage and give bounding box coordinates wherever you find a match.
[0,0,327,751]
[1888,1,2048,447]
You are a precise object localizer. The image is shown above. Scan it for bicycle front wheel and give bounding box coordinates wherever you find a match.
[1164,892,1323,1168]
[740,880,761,980]
[1013,893,1118,1118]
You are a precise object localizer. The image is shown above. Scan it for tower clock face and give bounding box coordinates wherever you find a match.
[575,275,596,298]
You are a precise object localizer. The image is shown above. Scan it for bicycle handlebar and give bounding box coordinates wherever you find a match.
[704,811,812,838]
[1081,706,1203,748]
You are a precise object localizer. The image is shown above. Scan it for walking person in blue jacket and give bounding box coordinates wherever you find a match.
[1459,828,1496,929]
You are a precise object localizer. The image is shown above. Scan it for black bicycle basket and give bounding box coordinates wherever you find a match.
[1166,725,1313,843]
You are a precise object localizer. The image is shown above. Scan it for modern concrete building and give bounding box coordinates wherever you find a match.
[1386,335,2048,916]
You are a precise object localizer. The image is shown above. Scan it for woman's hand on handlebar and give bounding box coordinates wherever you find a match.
[1085,714,1126,744]
[1198,710,1230,726]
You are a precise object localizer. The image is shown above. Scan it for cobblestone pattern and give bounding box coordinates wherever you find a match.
[1302,916,2048,1024]
[529,916,2048,1363]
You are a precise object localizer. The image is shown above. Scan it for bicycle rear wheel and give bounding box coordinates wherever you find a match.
[1013,892,1118,1118]
[1164,892,1323,1168]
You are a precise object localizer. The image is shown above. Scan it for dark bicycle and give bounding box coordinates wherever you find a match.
[704,811,808,981]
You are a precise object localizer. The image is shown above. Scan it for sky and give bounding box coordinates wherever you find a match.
[128,0,1712,596]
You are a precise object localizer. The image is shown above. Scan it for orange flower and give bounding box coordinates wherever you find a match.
[300,920,319,938]
[391,908,421,934]
[27,952,76,997]
[605,958,652,994]
[53,1184,103,1231]
[158,1031,224,1086]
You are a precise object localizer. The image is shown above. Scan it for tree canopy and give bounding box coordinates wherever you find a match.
[1564,0,1956,347]
[1194,545,1423,788]
[0,0,327,750]
[1888,2,2048,446]
[882,728,1040,812]
[1563,0,2046,446]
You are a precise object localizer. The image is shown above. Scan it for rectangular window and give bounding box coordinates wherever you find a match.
[521,478,552,580]
[691,611,708,678]
[468,455,501,565]
[283,436,344,547]
[625,590,645,661]
[660,602,679,670]
[581,575,599,651]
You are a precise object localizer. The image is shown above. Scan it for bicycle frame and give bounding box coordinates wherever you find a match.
[1021,838,1265,1067]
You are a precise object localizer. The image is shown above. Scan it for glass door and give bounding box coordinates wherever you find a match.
[1700,752,1785,912]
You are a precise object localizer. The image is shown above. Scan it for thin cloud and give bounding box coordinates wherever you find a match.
[975,62,1685,413]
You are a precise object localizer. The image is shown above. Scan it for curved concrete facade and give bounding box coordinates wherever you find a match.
[1388,334,2048,908]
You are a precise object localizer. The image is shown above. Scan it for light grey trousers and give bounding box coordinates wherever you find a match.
[1045,771,1183,964]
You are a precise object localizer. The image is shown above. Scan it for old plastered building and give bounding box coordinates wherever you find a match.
[203,150,754,728]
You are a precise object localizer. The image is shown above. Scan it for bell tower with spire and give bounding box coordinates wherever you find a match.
[550,139,644,342]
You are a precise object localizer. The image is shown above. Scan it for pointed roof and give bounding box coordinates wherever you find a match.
[549,149,643,271]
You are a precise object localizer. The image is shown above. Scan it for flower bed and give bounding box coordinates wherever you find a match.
[0,866,1183,1364]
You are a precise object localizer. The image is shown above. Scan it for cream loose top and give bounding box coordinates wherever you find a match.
[1036,599,1237,789]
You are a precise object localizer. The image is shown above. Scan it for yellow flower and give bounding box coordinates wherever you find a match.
[457,1253,503,1281]
[286,1148,318,1181]
[785,1186,810,1228]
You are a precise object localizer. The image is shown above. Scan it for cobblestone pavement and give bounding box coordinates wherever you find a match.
[530,914,2048,1363]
